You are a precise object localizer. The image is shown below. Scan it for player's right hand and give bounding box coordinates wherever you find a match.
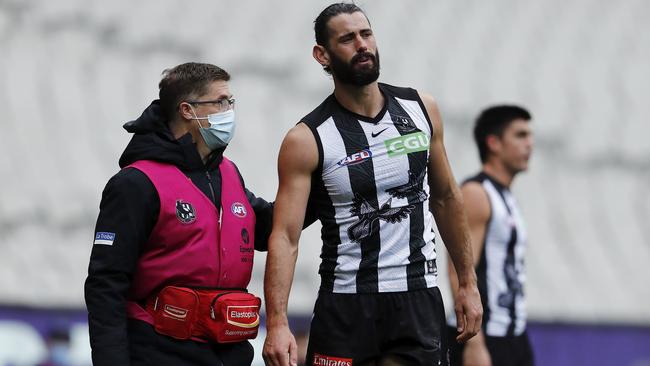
[262,324,298,366]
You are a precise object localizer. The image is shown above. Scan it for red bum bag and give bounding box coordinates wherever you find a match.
[146,286,261,343]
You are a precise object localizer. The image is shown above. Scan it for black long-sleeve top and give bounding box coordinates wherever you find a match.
[84,101,274,365]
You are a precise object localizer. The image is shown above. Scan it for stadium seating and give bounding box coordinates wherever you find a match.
[0,0,648,340]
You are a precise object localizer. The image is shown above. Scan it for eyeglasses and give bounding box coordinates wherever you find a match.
[186,97,236,112]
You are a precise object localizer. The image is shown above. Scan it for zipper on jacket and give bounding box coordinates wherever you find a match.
[205,170,222,282]
[205,171,217,207]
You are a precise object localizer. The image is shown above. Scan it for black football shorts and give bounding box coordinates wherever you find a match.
[306,287,449,365]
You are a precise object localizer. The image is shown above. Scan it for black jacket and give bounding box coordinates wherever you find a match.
[84,101,274,365]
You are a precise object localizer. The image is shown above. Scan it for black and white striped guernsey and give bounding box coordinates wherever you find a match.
[302,83,439,294]
[469,172,528,337]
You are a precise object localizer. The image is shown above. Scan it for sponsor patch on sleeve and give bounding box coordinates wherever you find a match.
[94,232,116,246]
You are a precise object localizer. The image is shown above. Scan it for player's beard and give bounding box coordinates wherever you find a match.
[329,49,380,86]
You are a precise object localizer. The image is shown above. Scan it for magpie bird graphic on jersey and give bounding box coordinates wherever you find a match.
[348,194,414,243]
[386,169,428,202]
[498,257,524,308]
[391,114,418,132]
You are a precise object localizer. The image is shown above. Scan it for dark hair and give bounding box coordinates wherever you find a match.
[158,62,230,121]
[474,105,531,163]
[314,2,369,48]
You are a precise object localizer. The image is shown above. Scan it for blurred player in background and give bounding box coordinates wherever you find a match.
[263,3,482,365]
[448,105,534,366]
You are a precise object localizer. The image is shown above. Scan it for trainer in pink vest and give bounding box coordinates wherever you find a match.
[125,158,256,323]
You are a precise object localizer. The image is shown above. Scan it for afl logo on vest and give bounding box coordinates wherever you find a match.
[175,200,196,224]
[231,202,247,218]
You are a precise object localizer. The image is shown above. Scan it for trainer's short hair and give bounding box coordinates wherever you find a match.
[158,62,230,122]
[314,2,369,48]
[474,105,531,163]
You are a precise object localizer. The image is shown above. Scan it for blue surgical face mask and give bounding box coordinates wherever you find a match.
[189,107,236,151]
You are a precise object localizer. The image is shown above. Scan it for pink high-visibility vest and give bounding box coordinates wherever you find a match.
[124,158,256,324]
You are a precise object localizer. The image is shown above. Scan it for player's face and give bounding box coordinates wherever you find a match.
[325,12,380,86]
[497,119,533,174]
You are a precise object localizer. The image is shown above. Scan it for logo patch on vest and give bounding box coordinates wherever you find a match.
[231,202,247,218]
[175,200,196,224]
[94,232,115,245]
[241,228,250,244]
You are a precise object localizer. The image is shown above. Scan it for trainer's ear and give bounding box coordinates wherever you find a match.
[178,102,195,121]
[313,45,330,70]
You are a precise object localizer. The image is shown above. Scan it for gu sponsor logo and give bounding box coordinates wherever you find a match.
[384,131,429,157]
[231,202,247,218]
[226,306,260,328]
[313,354,353,366]
[337,149,372,167]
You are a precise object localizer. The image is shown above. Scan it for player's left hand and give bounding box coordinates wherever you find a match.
[263,324,298,366]
[454,283,483,343]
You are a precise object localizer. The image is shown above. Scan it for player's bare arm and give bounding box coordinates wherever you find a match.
[449,182,492,365]
[419,92,483,343]
[263,123,318,366]
[448,182,489,296]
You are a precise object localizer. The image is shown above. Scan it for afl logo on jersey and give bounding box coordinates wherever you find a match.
[231,202,247,218]
[337,149,373,167]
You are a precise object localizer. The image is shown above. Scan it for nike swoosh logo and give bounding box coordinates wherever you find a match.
[371,128,389,138]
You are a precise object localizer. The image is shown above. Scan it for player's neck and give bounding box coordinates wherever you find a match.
[333,81,384,118]
[482,162,515,188]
